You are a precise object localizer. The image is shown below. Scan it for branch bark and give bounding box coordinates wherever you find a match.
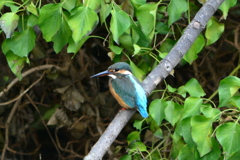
[84,0,225,159]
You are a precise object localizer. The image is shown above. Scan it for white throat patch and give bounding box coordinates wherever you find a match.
[108,74,117,79]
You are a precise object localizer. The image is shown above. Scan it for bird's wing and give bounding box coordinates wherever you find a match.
[110,77,136,108]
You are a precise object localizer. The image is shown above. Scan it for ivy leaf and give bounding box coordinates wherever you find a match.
[205,17,224,46]
[9,28,36,57]
[167,0,188,26]
[5,51,28,80]
[201,138,221,160]
[149,99,167,126]
[133,120,144,130]
[99,0,112,24]
[191,115,213,157]
[0,12,19,38]
[130,61,145,82]
[184,34,205,64]
[165,101,183,126]
[67,36,89,54]
[132,24,150,47]
[219,0,237,19]
[218,76,240,107]
[62,0,77,11]
[27,2,38,16]
[200,104,220,120]
[109,44,123,55]
[68,6,99,43]
[216,122,240,156]
[159,38,176,53]
[184,78,206,97]
[181,97,202,120]
[136,3,158,40]
[120,155,132,160]
[38,3,62,42]
[110,4,131,44]
[52,18,71,53]
[84,0,101,11]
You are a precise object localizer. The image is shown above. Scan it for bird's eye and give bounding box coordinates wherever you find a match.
[114,69,119,72]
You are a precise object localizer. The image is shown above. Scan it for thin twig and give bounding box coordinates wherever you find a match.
[0,73,45,106]
[0,64,66,98]
[1,87,24,160]
[25,93,62,158]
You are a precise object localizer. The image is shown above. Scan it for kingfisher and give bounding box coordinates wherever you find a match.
[91,62,148,118]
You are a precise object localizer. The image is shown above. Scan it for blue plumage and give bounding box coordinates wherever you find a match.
[91,62,148,118]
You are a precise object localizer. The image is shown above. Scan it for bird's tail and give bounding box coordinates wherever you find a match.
[138,107,148,118]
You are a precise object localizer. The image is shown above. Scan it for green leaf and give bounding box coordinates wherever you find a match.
[177,86,187,98]
[127,131,140,143]
[167,0,188,26]
[136,3,158,40]
[159,38,176,53]
[1,39,10,54]
[99,0,112,24]
[62,0,77,11]
[154,128,163,139]
[218,76,240,107]
[119,33,134,52]
[149,99,167,126]
[120,154,132,160]
[109,44,123,55]
[52,19,71,53]
[184,78,206,97]
[130,61,145,82]
[229,95,240,109]
[167,85,177,92]
[27,2,38,16]
[219,0,237,19]
[133,44,141,56]
[5,51,27,80]
[128,141,147,152]
[3,0,19,12]
[156,22,170,35]
[191,115,213,157]
[67,36,89,54]
[176,117,196,147]
[84,0,101,11]
[184,34,205,64]
[110,4,131,44]
[133,120,144,130]
[132,24,150,47]
[216,122,240,156]
[178,144,197,160]
[165,101,183,126]
[9,28,36,57]
[228,151,240,160]
[0,12,19,38]
[27,14,38,27]
[200,104,220,119]
[205,17,224,46]
[201,138,221,160]
[171,132,185,159]
[38,3,62,42]
[68,6,99,43]
[181,97,202,120]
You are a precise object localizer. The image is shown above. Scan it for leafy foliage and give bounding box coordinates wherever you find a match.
[0,0,239,159]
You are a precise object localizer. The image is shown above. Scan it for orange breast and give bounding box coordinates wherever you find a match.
[109,81,131,109]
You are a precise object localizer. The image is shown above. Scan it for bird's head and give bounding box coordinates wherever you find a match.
[91,62,132,79]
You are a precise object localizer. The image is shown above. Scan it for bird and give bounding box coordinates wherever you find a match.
[91,62,148,118]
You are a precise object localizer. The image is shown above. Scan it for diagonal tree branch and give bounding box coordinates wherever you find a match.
[84,0,225,159]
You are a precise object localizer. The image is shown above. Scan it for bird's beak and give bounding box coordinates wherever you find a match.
[90,70,112,78]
